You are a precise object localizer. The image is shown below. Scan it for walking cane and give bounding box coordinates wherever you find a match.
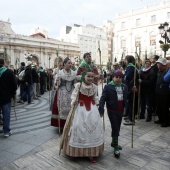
[135,49,141,121]
[56,78,61,136]
[49,56,51,105]
[132,58,137,148]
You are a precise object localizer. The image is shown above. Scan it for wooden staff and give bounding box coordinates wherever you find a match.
[132,57,137,148]
[98,40,105,131]
[56,72,61,136]
[59,83,82,155]
[49,56,51,105]
[135,48,141,120]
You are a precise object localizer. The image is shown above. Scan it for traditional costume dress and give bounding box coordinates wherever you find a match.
[50,68,60,125]
[51,69,76,128]
[77,60,99,85]
[62,82,104,157]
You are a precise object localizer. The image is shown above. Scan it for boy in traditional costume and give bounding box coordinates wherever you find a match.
[99,70,128,158]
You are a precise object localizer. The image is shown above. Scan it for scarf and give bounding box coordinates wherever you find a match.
[80,60,93,68]
[127,63,135,68]
[39,69,44,72]
[0,66,7,78]
[108,81,122,87]
[142,67,151,72]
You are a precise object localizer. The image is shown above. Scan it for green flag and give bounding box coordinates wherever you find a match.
[114,57,117,62]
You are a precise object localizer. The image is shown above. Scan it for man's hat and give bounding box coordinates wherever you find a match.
[26,61,32,66]
[156,58,167,66]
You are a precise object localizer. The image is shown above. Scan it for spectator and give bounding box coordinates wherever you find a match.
[123,55,139,125]
[139,60,157,122]
[31,64,39,99]
[0,58,17,137]
[154,58,169,127]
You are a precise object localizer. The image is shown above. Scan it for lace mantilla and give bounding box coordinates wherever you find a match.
[58,69,76,81]
[75,82,97,97]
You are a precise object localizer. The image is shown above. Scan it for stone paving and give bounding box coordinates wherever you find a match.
[0,84,170,170]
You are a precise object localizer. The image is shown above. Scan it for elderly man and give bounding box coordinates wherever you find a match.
[0,58,17,137]
[107,62,120,83]
[154,58,169,127]
[113,62,119,72]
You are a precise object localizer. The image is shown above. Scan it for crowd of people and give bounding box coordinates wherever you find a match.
[0,52,170,163]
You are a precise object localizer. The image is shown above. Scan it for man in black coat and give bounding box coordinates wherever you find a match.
[150,55,159,113]
[0,58,17,137]
[154,58,169,127]
[24,61,33,104]
[139,60,157,122]
[31,64,38,99]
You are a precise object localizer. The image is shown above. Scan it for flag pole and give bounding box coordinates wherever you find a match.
[136,46,141,121]
[48,55,51,105]
[132,48,137,148]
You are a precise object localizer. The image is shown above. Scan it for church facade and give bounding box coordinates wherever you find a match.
[0,20,80,68]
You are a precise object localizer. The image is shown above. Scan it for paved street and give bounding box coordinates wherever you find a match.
[0,84,170,170]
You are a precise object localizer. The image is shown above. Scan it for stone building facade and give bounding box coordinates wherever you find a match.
[0,20,80,69]
[113,0,170,61]
[59,23,108,66]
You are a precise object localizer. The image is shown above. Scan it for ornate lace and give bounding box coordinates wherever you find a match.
[57,69,76,81]
[79,82,97,97]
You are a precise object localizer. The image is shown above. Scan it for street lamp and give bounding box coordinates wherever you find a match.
[158,22,170,58]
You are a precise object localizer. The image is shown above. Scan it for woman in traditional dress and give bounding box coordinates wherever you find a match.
[51,57,76,132]
[61,68,104,163]
[51,58,63,126]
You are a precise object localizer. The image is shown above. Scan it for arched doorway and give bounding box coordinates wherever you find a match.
[54,56,63,68]
[31,55,39,66]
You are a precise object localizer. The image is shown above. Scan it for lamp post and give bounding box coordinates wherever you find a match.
[158,22,170,58]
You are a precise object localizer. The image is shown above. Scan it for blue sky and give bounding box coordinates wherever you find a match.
[0,0,162,37]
